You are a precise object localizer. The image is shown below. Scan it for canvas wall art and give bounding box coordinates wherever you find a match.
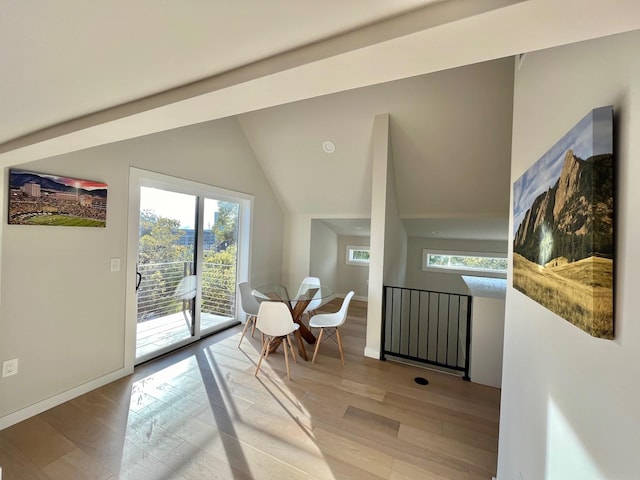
[8,169,108,227]
[512,106,614,339]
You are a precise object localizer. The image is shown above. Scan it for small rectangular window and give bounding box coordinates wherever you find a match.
[422,249,507,276]
[347,245,370,266]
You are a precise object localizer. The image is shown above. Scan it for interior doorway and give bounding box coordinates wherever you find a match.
[127,169,252,365]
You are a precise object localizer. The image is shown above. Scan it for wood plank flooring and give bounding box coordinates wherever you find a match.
[0,299,501,479]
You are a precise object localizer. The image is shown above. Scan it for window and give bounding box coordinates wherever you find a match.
[422,249,507,276]
[347,245,370,266]
[129,168,252,366]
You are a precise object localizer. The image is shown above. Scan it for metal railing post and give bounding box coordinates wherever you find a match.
[380,286,387,360]
[381,285,473,380]
[463,296,473,381]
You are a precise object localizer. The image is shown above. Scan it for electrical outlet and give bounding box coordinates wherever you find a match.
[2,358,18,377]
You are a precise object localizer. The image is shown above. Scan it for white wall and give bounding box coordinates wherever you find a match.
[337,235,370,299]
[382,145,407,288]
[470,296,505,389]
[498,30,640,479]
[463,276,505,389]
[405,237,508,294]
[0,117,284,426]
[282,213,311,285]
[309,219,338,292]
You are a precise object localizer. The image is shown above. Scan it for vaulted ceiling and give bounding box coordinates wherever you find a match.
[2,0,640,240]
[0,0,441,144]
[237,57,514,220]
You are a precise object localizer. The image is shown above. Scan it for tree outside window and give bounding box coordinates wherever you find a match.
[347,245,370,266]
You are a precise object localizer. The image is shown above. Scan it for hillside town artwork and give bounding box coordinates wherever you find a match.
[512,106,614,339]
[8,169,107,227]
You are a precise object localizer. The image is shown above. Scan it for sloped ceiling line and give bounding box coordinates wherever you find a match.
[0,0,521,155]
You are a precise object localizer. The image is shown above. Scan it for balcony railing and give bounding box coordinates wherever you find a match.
[137,261,236,323]
[381,285,472,380]
[201,261,236,318]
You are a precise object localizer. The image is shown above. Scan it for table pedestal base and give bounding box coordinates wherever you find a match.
[256,286,320,362]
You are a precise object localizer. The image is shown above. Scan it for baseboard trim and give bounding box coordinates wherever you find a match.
[0,366,132,431]
[364,345,380,359]
[331,293,368,302]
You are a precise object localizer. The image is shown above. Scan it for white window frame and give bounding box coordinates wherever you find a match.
[422,249,507,277]
[346,245,370,266]
[125,168,253,369]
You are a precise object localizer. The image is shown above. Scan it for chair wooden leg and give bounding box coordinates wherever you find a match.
[250,316,256,337]
[336,328,345,366]
[286,335,297,363]
[238,316,252,347]
[283,336,291,380]
[255,337,271,377]
[312,328,324,364]
[264,337,273,360]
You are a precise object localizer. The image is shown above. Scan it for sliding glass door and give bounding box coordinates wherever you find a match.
[201,198,240,332]
[135,187,197,360]
[130,170,251,365]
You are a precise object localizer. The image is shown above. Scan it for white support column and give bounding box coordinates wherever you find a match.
[365,114,390,359]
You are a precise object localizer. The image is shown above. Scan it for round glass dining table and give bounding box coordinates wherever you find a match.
[252,282,333,360]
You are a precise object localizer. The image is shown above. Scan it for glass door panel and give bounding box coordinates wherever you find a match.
[200,198,240,333]
[136,187,197,361]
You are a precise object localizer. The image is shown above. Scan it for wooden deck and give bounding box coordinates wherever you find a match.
[0,299,501,479]
[136,310,238,359]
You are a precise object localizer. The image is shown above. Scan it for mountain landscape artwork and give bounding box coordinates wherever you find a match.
[512,106,614,339]
[8,169,108,227]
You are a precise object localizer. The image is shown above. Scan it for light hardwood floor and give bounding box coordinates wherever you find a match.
[0,299,500,480]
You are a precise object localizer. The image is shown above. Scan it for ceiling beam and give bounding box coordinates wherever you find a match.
[2,0,639,166]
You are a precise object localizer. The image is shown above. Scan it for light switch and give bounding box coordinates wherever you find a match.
[110,258,121,272]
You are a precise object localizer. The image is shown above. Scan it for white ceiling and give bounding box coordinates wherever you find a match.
[0,0,440,144]
[4,0,640,166]
[402,217,509,240]
[237,56,514,218]
[2,0,640,241]
[317,219,372,238]
[318,217,508,240]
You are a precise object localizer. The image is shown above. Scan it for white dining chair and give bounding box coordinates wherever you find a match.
[309,291,355,365]
[254,301,300,380]
[293,276,322,319]
[237,282,261,347]
[174,275,197,321]
[174,274,197,300]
